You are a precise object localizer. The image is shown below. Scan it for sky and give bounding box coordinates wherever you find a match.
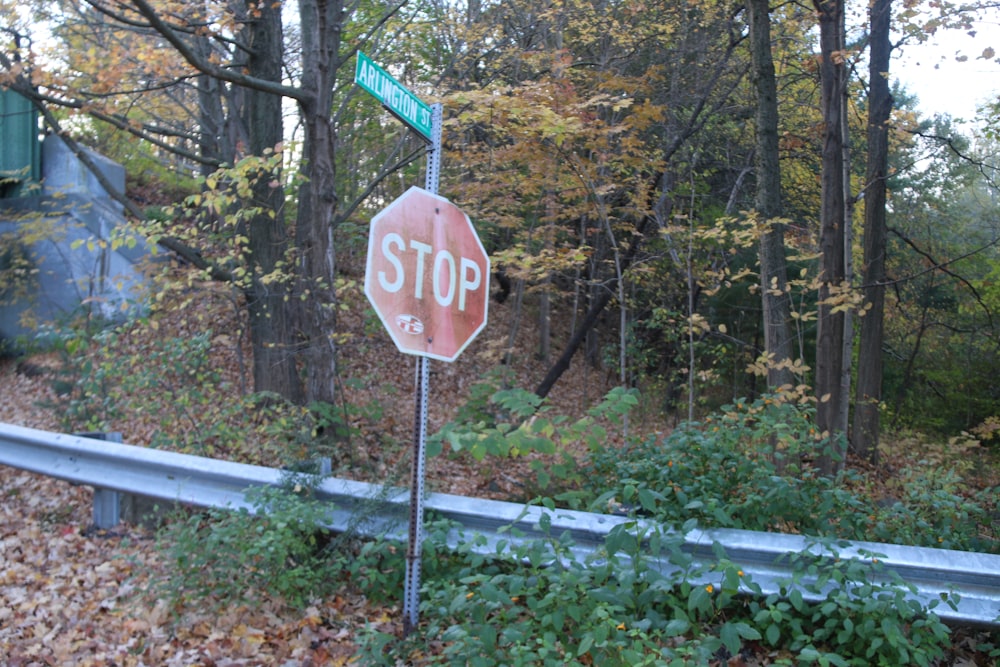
[892,16,1000,124]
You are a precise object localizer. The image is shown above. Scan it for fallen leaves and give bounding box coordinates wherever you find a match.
[0,274,619,665]
[0,465,403,666]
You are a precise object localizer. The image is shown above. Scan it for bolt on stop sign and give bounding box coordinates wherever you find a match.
[364,186,490,362]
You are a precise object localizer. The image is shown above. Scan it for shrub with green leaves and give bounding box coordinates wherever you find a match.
[354,510,957,667]
[866,464,997,553]
[157,481,338,610]
[747,541,954,666]
[431,377,638,494]
[578,394,999,552]
[578,396,865,535]
[359,515,732,666]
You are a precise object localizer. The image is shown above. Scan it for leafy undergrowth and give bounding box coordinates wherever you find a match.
[2,464,998,666]
[0,466,395,666]
[571,395,1000,553]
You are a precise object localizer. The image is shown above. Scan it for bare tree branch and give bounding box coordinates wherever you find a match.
[886,226,995,325]
[905,127,1000,190]
[125,0,307,102]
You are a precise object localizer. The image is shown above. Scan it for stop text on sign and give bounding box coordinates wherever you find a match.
[376,234,483,312]
[364,187,489,362]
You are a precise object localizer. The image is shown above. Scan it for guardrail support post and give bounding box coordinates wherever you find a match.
[92,487,120,529]
[74,431,123,529]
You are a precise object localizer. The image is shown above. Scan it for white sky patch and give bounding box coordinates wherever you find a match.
[893,13,1000,124]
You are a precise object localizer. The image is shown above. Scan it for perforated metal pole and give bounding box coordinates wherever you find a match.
[424,104,442,194]
[403,102,443,636]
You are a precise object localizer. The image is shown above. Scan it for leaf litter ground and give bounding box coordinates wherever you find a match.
[0,274,617,665]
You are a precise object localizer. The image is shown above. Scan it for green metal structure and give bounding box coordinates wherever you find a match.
[0,89,41,198]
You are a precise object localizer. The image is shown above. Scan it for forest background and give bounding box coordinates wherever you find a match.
[2,0,1000,486]
[4,0,1000,664]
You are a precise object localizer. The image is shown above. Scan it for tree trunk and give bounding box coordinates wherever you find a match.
[195,55,224,177]
[194,30,245,176]
[242,0,304,403]
[747,0,795,393]
[836,51,854,457]
[536,285,615,398]
[536,215,652,398]
[853,0,893,463]
[295,0,343,406]
[538,281,551,362]
[813,0,848,474]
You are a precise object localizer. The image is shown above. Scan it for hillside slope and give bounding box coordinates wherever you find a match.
[0,274,620,499]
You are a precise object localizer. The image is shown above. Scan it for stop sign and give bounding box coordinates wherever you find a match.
[364,186,490,362]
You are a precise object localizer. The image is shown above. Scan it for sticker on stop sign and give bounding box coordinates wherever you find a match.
[364,187,490,362]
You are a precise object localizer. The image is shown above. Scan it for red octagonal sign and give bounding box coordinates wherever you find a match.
[365,186,490,362]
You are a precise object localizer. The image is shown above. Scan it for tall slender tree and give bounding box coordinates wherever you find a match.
[239,0,304,404]
[293,0,344,405]
[853,0,894,463]
[747,0,795,393]
[813,0,849,473]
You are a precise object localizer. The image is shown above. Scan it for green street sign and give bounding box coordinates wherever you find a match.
[355,51,432,141]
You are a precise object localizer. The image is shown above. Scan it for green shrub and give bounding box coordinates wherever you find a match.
[359,515,724,666]
[577,396,866,536]
[431,376,638,495]
[156,481,338,610]
[866,465,997,552]
[40,323,333,467]
[577,394,999,552]
[354,510,957,667]
[333,532,407,605]
[749,541,953,666]
[41,325,218,435]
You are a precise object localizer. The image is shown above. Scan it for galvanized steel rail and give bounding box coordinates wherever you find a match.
[1,422,998,627]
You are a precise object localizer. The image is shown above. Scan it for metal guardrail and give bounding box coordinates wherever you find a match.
[1,422,998,627]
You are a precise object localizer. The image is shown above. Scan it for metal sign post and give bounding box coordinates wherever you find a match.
[357,52,488,636]
[402,103,441,635]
